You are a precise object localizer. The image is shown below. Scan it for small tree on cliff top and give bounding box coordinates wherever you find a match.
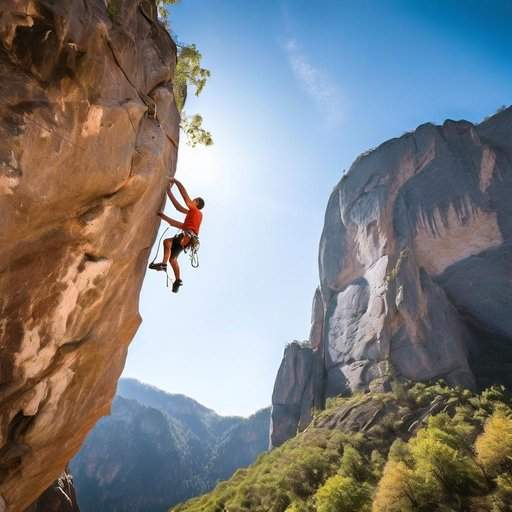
[158,0,213,147]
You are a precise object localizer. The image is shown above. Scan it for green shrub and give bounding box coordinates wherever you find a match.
[370,450,386,480]
[338,445,369,482]
[475,408,512,476]
[372,460,418,512]
[316,475,371,512]
[492,474,512,511]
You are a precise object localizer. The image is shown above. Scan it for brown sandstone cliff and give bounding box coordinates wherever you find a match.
[0,1,180,509]
[271,107,512,447]
[26,469,79,512]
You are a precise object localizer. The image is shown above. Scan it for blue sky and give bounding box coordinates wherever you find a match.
[123,0,511,416]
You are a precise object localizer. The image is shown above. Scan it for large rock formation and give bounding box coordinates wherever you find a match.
[0,1,180,509]
[269,341,323,448]
[26,470,79,512]
[271,107,512,446]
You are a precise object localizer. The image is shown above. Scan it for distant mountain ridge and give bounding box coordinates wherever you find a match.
[117,378,242,445]
[70,379,270,512]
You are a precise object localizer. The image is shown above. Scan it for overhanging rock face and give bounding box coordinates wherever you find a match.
[271,107,512,446]
[26,469,79,512]
[0,1,180,509]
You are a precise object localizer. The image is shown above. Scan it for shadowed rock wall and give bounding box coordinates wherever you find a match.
[0,1,180,509]
[271,107,512,446]
[26,469,79,512]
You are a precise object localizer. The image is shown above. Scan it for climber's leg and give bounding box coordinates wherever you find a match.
[162,238,172,264]
[170,235,184,293]
[169,257,181,282]
[149,238,173,271]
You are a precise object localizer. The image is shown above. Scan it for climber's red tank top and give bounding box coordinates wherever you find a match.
[183,206,202,235]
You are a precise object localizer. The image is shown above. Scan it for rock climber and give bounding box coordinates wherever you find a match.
[149,177,204,293]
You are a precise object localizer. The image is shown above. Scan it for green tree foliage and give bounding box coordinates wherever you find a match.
[172,383,512,512]
[411,423,484,502]
[157,0,179,23]
[174,45,213,147]
[493,474,512,511]
[387,439,411,464]
[156,1,213,147]
[372,461,417,512]
[374,415,488,511]
[173,44,210,112]
[316,475,371,512]
[475,408,512,476]
[180,113,213,147]
[285,501,314,512]
[172,44,213,147]
[370,450,386,480]
[338,445,369,482]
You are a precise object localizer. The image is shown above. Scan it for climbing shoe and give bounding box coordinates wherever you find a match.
[149,262,167,271]
[172,279,183,293]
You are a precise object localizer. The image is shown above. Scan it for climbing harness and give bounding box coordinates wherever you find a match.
[149,227,200,291]
[183,230,200,269]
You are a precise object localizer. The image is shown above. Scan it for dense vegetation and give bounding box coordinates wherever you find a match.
[172,382,512,512]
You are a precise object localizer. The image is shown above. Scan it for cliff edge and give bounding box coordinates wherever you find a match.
[271,107,512,447]
[0,1,180,509]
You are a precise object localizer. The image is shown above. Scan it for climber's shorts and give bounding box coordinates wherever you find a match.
[170,234,185,258]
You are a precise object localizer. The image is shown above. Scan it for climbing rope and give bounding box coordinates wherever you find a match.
[190,243,200,268]
[184,233,200,269]
[165,266,172,290]
[149,226,170,266]
[150,227,200,291]
[149,227,175,291]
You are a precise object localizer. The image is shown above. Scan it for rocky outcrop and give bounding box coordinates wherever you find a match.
[269,341,323,448]
[271,107,512,445]
[0,1,180,509]
[26,470,79,512]
[270,290,327,447]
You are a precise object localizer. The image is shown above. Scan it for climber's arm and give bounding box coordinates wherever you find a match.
[167,186,188,214]
[157,211,185,230]
[173,178,195,209]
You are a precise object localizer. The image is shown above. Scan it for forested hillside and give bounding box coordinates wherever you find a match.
[174,382,512,512]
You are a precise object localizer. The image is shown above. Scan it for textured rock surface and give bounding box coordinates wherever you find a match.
[270,341,323,448]
[0,1,179,509]
[271,107,512,445]
[26,470,79,512]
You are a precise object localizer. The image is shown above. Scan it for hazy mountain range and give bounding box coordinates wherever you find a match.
[70,379,270,512]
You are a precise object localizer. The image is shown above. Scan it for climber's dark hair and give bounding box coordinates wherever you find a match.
[195,197,205,210]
